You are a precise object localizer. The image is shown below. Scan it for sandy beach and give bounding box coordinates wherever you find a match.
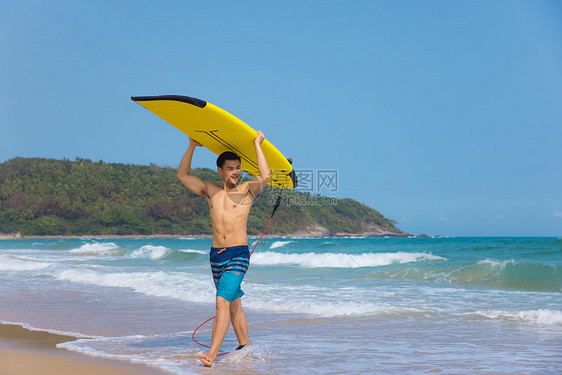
[0,324,167,375]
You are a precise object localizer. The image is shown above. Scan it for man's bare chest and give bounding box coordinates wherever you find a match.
[209,191,251,217]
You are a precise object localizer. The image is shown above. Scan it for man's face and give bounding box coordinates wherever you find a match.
[218,159,241,187]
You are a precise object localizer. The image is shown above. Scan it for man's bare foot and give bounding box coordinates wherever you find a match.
[199,352,216,367]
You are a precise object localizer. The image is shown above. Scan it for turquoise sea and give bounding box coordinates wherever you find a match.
[1,237,561,374]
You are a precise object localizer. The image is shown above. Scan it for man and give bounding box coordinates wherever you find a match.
[176,131,270,367]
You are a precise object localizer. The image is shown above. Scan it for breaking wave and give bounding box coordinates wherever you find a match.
[250,251,445,268]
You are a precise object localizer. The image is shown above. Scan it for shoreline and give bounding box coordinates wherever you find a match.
[0,323,168,375]
[0,231,413,241]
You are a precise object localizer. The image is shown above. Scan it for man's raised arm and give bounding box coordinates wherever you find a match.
[247,131,270,197]
[177,138,207,197]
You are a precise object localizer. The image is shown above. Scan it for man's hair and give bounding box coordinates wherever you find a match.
[216,151,241,168]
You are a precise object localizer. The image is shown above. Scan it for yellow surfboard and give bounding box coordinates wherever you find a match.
[131,95,297,189]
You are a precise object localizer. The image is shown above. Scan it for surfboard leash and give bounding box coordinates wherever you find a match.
[192,191,283,356]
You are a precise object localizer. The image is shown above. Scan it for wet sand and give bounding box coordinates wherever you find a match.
[0,323,168,375]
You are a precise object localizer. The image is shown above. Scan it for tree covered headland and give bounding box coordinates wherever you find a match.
[0,157,403,237]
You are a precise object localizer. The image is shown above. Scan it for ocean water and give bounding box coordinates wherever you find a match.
[1,237,561,374]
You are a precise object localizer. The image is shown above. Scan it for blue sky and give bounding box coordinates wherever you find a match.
[1,0,561,236]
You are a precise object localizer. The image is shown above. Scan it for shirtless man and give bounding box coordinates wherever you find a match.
[176,131,270,367]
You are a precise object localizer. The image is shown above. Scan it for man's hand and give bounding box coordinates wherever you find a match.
[190,137,203,148]
[254,131,265,145]
[246,130,270,198]
[178,139,207,197]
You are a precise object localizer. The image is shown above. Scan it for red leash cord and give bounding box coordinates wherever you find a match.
[192,194,281,356]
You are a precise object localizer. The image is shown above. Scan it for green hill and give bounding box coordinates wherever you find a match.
[0,157,407,237]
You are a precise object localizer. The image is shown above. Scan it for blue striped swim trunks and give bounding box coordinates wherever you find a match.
[209,245,250,302]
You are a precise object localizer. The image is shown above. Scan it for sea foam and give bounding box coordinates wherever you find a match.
[129,246,207,260]
[54,269,214,304]
[269,241,294,249]
[250,251,445,268]
[130,245,171,260]
[0,254,52,271]
[0,321,95,339]
[68,242,122,256]
[472,309,562,326]
[245,297,416,317]
[57,332,209,375]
